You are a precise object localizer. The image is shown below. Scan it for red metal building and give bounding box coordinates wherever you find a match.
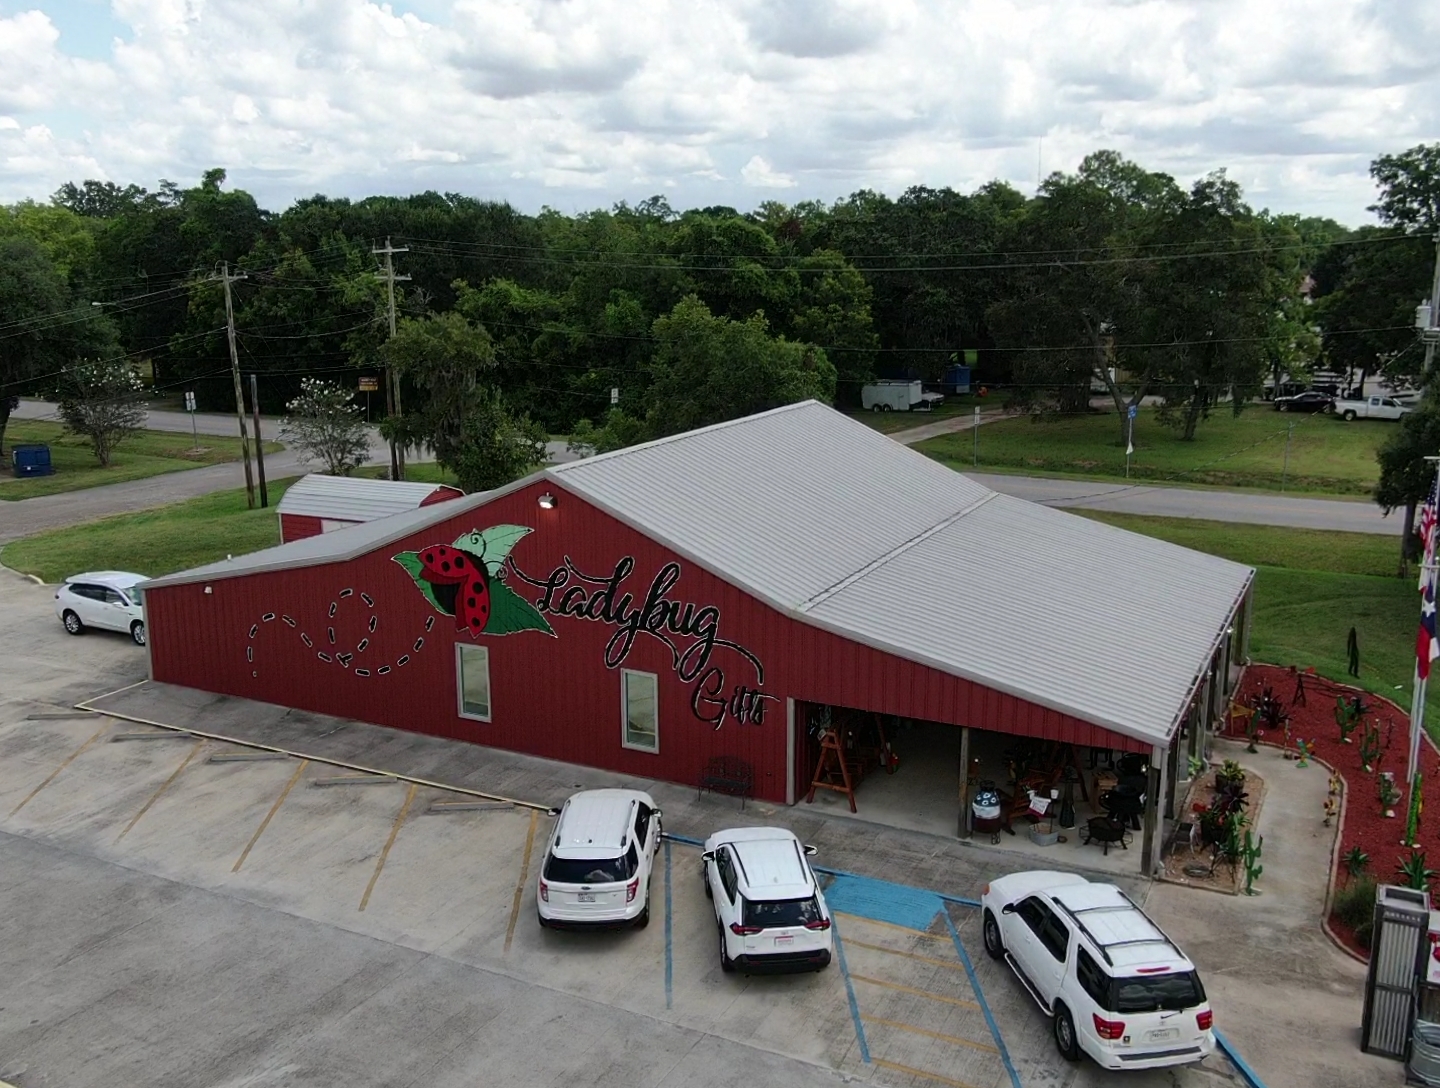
[142,403,1252,862]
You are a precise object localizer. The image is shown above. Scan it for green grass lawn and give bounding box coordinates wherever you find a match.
[1070,509,1435,731]
[0,478,300,585]
[917,405,1387,495]
[0,420,284,501]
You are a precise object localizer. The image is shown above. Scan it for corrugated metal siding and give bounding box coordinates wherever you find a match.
[147,480,1142,807]
[274,474,458,522]
[418,486,465,507]
[279,513,327,544]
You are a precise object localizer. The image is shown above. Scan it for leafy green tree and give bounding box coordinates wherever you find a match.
[280,378,371,476]
[1376,396,1440,571]
[791,250,879,402]
[378,310,498,468]
[643,295,836,437]
[447,387,547,492]
[55,358,146,466]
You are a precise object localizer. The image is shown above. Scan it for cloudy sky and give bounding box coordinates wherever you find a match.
[1,0,1435,224]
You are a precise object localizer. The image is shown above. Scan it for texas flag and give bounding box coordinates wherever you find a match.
[1421,576,1440,681]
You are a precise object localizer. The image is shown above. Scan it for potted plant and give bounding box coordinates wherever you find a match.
[1214,759,1246,792]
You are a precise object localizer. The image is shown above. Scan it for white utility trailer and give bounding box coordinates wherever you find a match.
[861,380,944,413]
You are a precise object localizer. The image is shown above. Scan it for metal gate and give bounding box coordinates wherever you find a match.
[1362,884,1431,1059]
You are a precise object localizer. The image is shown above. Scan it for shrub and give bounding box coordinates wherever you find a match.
[1332,877,1378,949]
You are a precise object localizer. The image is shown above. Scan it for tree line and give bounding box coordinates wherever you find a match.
[0,147,1436,493]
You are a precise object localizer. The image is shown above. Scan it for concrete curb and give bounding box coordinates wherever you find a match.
[0,557,44,585]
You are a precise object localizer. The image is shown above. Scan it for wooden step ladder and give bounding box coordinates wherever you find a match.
[805,728,858,813]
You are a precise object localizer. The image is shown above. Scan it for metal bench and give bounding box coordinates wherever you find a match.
[699,756,753,809]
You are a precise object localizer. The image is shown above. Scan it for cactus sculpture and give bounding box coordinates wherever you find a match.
[1242,830,1264,895]
[1335,696,1362,743]
[1360,721,1382,774]
[1295,738,1313,768]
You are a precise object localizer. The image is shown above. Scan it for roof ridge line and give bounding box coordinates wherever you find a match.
[796,491,997,614]
[552,399,819,474]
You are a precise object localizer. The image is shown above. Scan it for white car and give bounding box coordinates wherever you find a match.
[54,571,148,646]
[981,871,1214,1070]
[537,788,660,929]
[702,827,833,973]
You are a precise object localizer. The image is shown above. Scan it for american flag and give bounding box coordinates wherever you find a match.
[1420,473,1439,592]
[1421,471,1440,680]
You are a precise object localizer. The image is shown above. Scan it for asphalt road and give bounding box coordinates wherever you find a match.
[2,400,1397,543]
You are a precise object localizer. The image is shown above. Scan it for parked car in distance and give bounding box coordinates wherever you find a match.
[55,571,148,645]
[703,826,833,973]
[537,788,661,929]
[1333,395,1414,422]
[1272,390,1334,413]
[981,871,1214,1070]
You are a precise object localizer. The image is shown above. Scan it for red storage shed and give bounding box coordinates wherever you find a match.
[275,473,464,543]
[141,403,1253,872]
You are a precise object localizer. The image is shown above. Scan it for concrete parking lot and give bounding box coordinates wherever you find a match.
[0,568,1257,1088]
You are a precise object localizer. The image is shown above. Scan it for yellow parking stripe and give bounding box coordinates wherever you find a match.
[843,937,966,970]
[833,911,950,941]
[232,759,308,872]
[115,742,205,842]
[849,974,980,1010]
[359,783,417,912]
[505,809,539,954]
[862,1014,999,1054]
[7,723,110,817]
[873,1058,984,1088]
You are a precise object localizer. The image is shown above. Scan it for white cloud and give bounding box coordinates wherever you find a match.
[740,155,795,188]
[0,0,1434,223]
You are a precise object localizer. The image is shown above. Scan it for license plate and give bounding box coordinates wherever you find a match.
[1146,1028,1179,1042]
[577,893,595,903]
[774,934,794,947]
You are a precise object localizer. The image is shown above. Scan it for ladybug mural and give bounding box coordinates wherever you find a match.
[394,525,553,638]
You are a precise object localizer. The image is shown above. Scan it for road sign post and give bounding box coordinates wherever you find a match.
[360,376,379,423]
[184,390,198,451]
[1126,404,1137,479]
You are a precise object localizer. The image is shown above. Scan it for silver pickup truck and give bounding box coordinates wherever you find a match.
[1332,395,1414,422]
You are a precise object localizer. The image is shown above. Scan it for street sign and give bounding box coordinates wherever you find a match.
[184,391,196,413]
[359,377,379,393]
[1127,404,1138,420]
[610,387,620,405]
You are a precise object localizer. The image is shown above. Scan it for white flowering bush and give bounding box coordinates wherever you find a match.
[280,378,371,476]
[55,359,147,466]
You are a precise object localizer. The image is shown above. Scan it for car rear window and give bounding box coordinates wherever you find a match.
[543,845,638,885]
[1113,971,1205,1013]
[742,896,822,928]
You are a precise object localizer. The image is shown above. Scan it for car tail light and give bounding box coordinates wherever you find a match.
[730,923,762,936]
[1197,1009,1213,1031]
[804,918,832,931]
[538,880,548,903]
[1092,1014,1126,1040]
[626,877,639,903]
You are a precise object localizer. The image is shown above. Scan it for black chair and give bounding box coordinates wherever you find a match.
[1100,783,1146,831]
[1116,753,1149,778]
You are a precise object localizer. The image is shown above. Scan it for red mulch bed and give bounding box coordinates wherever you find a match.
[1224,664,1440,960]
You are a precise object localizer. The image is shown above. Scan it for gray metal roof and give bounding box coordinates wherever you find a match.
[275,473,459,522]
[146,400,1251,745]
[551,401,1251,746]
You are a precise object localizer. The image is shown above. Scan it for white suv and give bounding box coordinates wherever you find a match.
[981,871,1214,1070]
[55,571,148,645]
[537,789,660,930]
[702,827,833,973]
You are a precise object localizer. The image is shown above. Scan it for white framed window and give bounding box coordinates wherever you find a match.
[456,644,491,722]
[621,669,659,753]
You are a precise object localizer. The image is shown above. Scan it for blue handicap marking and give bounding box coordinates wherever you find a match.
[822,871,945,931]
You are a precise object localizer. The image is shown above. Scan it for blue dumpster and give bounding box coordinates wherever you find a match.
[12,443,53,478]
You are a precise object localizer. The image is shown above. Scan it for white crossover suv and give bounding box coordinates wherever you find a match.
[981,871,1215,1070]
[55,571,148,646]
[537,789,661,929]
[702,826,833,973]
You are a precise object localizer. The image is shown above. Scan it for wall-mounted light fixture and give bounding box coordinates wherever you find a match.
[538,492,556,510]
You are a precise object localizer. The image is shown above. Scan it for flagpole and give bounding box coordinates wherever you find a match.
[1409,456,1440,788]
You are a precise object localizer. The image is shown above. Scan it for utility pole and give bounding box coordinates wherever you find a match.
[220,261,255,509]
[1420,232,1440,383]
[374,238,411,481]
[250,372,269,508]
